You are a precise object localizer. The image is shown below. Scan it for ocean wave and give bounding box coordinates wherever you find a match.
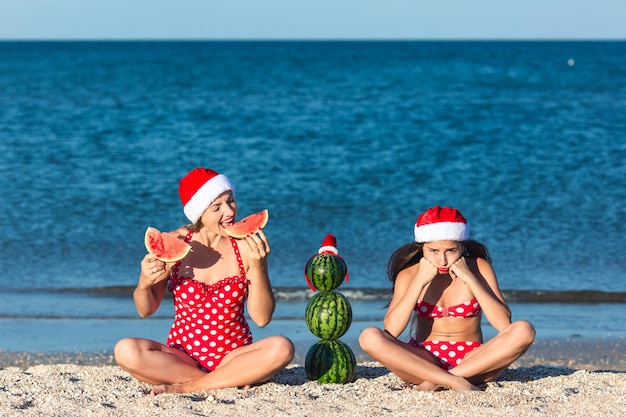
[6,286,626,303]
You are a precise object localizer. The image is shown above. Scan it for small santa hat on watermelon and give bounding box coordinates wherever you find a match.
[414,206,469,243]
[318,233,339,255]
[304,233,348,291]
[179,168,234,223]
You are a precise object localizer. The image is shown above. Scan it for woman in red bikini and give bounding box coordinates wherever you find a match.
[359,206,535,391]
[114,168,294,396]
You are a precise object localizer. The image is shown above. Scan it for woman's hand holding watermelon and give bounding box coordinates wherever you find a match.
[133,253,170,318]
[242,229,271,268]
[138,254,168,290]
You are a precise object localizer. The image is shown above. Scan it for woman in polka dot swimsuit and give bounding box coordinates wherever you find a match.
[359,206,535,391]
[166,229,252,372]
[114,168,294,396]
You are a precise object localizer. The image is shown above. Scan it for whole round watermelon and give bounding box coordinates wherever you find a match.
[305,339,356,384]
[306,254,347,291]
[305,291,352,340]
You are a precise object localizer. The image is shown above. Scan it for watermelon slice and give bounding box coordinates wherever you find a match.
[144,227,192,262]
[223,209,269,239]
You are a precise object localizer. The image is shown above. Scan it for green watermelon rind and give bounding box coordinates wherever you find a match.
[305,291,352,340]
[305,339,357,384]
[306,254,347,291]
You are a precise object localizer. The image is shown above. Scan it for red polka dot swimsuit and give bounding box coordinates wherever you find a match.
[166,230,252,371]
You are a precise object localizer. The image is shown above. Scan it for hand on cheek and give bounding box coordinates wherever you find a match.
[449,256,470,280]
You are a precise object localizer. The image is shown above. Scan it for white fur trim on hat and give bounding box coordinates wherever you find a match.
[317,234,339,254]
[318,245,339,255]
[414,221,469,243]
[183,174,233,223]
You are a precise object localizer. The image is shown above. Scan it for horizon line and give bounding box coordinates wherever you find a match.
[1,38,626,43]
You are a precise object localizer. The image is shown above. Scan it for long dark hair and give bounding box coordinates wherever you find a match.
[386,239,491,297]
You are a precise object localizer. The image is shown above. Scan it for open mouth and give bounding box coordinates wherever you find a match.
[221,218,235,228]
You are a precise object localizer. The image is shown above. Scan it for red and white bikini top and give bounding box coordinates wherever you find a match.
[414,298,481,319]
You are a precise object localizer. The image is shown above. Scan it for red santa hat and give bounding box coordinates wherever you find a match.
[318,233,339,255]
[414,206,469,243]
[178,168,234,223]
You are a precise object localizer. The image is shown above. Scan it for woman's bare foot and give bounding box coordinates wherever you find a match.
[449,377,481,391]
[413,380,444,391]
[151,382,254,396]
[150,383,185,396]
[414,376,480,392]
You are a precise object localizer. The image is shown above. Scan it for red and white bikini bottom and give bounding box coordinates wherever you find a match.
[410,338,482,370]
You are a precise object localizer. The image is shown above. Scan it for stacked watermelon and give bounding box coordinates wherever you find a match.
[304,234,356,384]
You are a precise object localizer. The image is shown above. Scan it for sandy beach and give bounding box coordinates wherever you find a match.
[1,338,625,417]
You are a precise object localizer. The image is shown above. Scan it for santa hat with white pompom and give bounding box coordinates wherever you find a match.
[178,168,234,223]
[414,206,469,243]
[318,234,339,255]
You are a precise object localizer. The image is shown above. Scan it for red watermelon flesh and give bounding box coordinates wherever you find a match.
[223,209,269,239]
[144,227,192,262]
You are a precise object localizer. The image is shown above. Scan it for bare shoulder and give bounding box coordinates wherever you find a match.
[394,263,418,290]
[475,257,496,277]
[399,262,419,277]
[473,256,505,299]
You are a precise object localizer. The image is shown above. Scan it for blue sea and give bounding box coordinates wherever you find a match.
[1,41,625,354]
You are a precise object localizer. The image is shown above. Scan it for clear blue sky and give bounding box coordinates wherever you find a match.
[1,0,625,40]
